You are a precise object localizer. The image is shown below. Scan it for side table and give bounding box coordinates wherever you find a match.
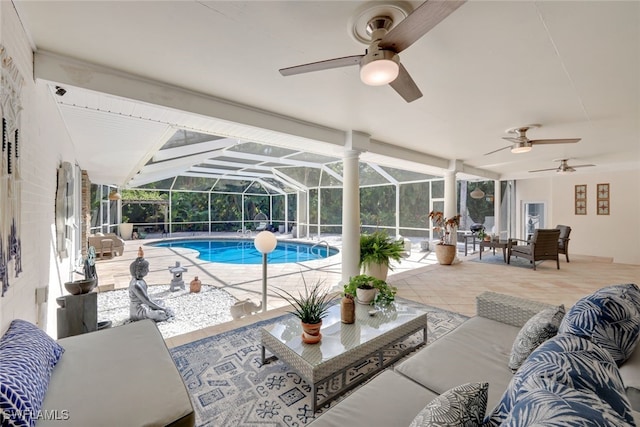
[479,240,513,263]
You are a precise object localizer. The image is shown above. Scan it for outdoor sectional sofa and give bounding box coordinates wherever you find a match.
[310,286,640,426]
[0,318,194,427]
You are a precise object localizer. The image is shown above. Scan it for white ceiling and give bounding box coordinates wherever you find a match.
[14,0,640,187]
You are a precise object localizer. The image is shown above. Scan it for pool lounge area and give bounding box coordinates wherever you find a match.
[92,232,640,349]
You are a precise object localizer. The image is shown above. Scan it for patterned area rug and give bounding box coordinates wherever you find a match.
[170,302,468,426]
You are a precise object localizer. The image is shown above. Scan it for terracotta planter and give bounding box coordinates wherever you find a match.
[363,262,389,281]
[356,287,376,305]
[435,244,456,265]
[301,321,322,344]
[189,276,202,293]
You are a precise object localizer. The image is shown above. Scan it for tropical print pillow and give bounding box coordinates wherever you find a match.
[559,283,640,365]
[410,382,488,427]
[484,334,634,426]
[508,305,565,372]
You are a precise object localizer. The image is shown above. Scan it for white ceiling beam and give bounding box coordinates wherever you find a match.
[153,137,237,162]
[271,169,308,192]
[35,50,346,146]
[201,159,274,171]
[189,166,272,178]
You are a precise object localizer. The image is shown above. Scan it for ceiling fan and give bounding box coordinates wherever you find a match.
[529,159,595,174]
[278,0,467,103]
[484,124,581,155]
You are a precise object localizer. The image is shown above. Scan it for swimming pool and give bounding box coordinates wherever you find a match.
[151,239,339,264]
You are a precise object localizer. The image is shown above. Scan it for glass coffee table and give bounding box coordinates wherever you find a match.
[260,299,428,412]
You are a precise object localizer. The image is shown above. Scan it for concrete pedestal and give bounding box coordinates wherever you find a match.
[57,292,97,339]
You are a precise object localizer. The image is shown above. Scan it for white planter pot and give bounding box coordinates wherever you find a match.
[363,263,389,281]
[119,223,133,240]
[356,288,376,305]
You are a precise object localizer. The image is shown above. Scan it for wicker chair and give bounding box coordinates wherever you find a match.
[556,224,572,262]
[508,229,561,270]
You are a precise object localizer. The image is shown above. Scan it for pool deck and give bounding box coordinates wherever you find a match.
[93,232,439,345]
[93,231,640,349]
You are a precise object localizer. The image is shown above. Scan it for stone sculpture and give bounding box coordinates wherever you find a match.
[168,261,187,292]
[230,299,262,320]
[129,247,174,322]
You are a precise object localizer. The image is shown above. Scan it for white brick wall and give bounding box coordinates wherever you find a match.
[1,2,79,337]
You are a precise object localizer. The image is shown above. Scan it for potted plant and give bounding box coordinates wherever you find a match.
[428,211,461,265]
[359,231,405,280]
[274,277,337,344]
[477,228,491,242]
[119,215,134,240]
[343,274,398,306]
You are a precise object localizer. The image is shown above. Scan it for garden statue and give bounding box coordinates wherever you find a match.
[168,261,187,292]
[129,247,174,322]
[83,246,98,285]
[230,299,262,320]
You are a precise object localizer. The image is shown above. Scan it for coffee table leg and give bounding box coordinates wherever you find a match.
[312,384,318,412]
[261,345,266,364]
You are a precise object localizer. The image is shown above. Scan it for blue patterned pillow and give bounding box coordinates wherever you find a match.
[559,283,640,365]
[410,382,488,427]
[500,386,631,426]
[0,319,65,427]
[484,334,634,426]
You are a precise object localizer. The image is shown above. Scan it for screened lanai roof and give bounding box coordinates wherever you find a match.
[129,129,440,194]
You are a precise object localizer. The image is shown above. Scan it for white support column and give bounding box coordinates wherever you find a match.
[341,149,361,284]
[443,171,457,219]
[494,180,502,238]
[284,194,289,233]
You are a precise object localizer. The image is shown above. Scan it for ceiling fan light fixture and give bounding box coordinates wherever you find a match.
[510,144,532,154]
[360,51,399,86]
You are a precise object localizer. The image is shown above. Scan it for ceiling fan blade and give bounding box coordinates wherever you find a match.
[379,0,467,53]
[528,167,559,173]
[502,137,523,144]
[530,138,581,145]
[279,55,363,76]
[484,145,511,156]
[389,63,422,103]
[572,164,596,168]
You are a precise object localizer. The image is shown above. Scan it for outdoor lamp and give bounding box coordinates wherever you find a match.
[470,186,485,199]
[254,231,277,313]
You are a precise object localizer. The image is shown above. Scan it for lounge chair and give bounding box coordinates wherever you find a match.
[254,212,268,231]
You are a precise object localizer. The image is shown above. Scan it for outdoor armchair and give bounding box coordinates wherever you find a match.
[556,224,572,262]
[508,228,561,270]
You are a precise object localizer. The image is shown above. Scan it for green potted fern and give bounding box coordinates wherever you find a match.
[359,231,405,280]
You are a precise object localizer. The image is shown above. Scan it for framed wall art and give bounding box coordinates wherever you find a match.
[597,183,610,215]
[574,184,587,215]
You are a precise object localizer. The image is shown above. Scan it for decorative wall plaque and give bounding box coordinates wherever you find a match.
[1,44,24,296]
[597,183,610,215]
[574,184,587,215]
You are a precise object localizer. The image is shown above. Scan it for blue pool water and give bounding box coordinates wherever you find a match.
[152,239,338,264]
